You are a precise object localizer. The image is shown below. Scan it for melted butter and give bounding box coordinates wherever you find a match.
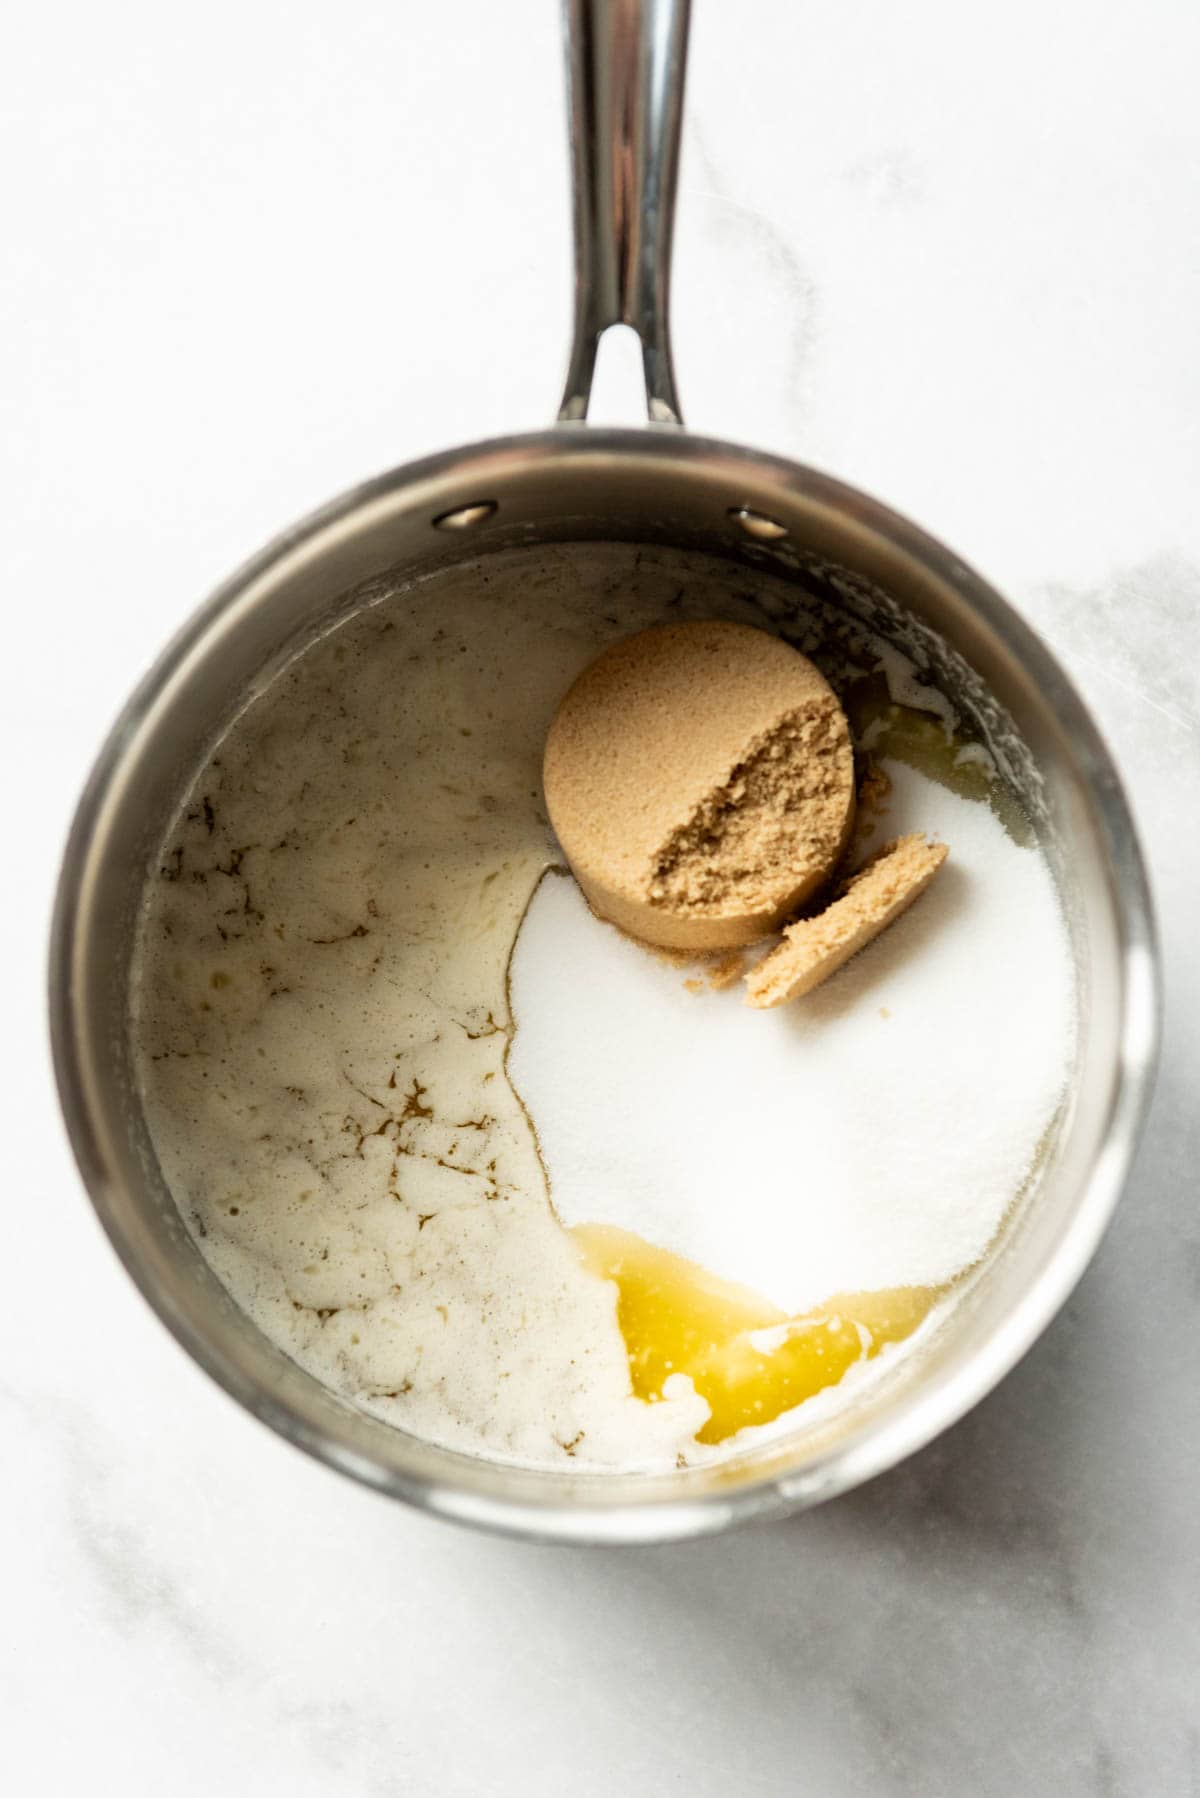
[574,1224,943,1445]
[842,675,1034,844]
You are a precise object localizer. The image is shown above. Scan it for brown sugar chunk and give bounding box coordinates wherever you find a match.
[543,621,856,951]
[744,834,948,1009]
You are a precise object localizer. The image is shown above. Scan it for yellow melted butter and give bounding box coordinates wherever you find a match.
[573,1224,944,1445]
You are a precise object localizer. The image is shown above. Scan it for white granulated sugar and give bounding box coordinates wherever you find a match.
[509,761,1075,1313]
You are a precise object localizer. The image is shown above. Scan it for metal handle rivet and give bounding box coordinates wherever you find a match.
[432,502,498,531]
[728,506,788,542]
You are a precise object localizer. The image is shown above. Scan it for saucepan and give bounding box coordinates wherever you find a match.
[50,0,1159,1542]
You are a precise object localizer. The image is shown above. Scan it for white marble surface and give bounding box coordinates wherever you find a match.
[4,1,1199,1791]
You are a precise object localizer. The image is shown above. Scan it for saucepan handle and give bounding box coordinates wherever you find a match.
[558,0,690,425]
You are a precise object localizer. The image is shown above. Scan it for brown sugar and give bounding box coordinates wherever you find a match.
[705,948,747,991]
[543,622,856,951]
[744,833,948,1009]
[853,757,893,850]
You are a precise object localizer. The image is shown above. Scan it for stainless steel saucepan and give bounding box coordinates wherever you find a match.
[50,0,1159,1542]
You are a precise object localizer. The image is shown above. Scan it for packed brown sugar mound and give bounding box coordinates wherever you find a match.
[745,833,949,1009]
[543,621,856,951]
